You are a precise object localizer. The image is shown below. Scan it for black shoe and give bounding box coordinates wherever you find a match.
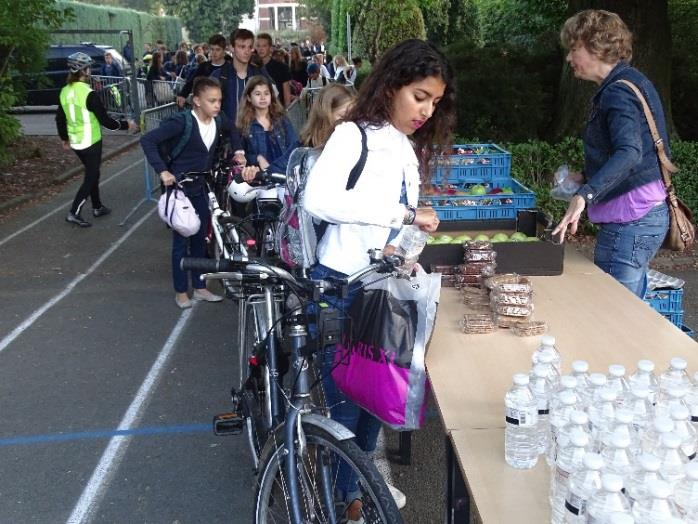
[66,213,91,227]
[92,206,111,218]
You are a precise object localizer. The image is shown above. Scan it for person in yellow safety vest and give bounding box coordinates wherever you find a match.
[56,52,139,227]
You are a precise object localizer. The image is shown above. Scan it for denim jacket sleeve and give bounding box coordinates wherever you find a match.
[139,116,185,174]
[269,117,300,173]
[576,82,643,205]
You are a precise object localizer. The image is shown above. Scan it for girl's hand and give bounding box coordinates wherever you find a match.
[569,171,585,184]
[414,207,440,233]
[233,151,246,166]
[61,140,71,151]
[383,245,396,256]
[160,171,176,186]
[551,195,586,242]
[257,155,270,171]
[241,165,260,182]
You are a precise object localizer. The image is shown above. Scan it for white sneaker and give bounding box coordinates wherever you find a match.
[387,483,407,510]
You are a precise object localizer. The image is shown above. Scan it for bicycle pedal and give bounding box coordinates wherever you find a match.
[213,412,244,436]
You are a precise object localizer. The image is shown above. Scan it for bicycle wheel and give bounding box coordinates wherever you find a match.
[255,423,403,524]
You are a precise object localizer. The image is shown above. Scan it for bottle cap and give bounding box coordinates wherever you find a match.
[599,388,617,402]
[513,373,529,386]
[637,359,655,372]
[601,473,624,492]
[541,334,556,347]
[570,410,589,426]
[571,360,589,373]
[608,364,626,378]
[637,453,661,472]
[670,357,688,370]
[532,364,549,379]
[560,375,577,390]
[583,452,604,470]
[653,416,674,434]
[611,430,630,449]
[589,373,607,387]
[615,409,633,425]
[560,390,578,405]
[685,461,698,480]
[570,430,589,448]
[667,387,688,399]
[670,405,690,421]
[661,431,682,449]
[631,386,650,399]
[648,479,671,499]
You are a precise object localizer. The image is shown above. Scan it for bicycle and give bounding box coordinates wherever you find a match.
[181,250,405,524]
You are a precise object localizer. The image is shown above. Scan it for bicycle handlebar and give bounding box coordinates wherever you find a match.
[232,169,286,186]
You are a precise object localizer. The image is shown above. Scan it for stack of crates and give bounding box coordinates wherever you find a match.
[419,144,536,222]
[643,273,693,336]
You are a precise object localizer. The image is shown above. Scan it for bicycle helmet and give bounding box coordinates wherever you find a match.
[67,52,93,73]
[227,179,283,203]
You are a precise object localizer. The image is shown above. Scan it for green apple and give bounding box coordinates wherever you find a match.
[426,235,436,244]
[509,232,527,242]
[474,234,490,241]
[432,234,453,245]
[501,186,513,194]
[452,234,472,244]
[491,233,509,243]
[525,236,540,242]
[469,184,487,196]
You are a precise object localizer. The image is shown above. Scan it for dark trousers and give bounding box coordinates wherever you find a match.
[70,140,103,215]
[171,190,211,293]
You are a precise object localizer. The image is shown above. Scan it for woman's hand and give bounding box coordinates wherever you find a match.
[233,151,247,166]
[257,155,270,171]
[414,207,440,233]
[383,245,396,256]
[241,165,260,182]
[569,171,585,184]
[160,170,176,187]
[551,195,586,242]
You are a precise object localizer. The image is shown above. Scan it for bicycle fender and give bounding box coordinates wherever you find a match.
[301,413,355,441]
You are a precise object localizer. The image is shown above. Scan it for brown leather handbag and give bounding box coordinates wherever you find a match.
[617,79,695,252]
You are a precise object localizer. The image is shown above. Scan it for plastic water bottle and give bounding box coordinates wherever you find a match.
[395,225,429,275]
[669,406,697,460]
[608,364,631,409]
[586,473,631,523]
[530,364,553,456]
[504,373,539,469]
[602,409,639,456]
[589,388,617,449]
[548,391,580,466]
[627,387,654,435]
[632,479,681,523]
[641,416,674,455]
[601,430,634,481]
[551,431,589,524]
[687,372,698,431]
[571,360,590,401]
[606,514,636,524]
[587,373,609,412]
[673,462,698,518]
[625,454,662,507]
[656,387,690,420]
[659,358,692,395]
[656,432,688,489]
[533,335,561,374]
[629,360,659,405]
[535,349,561,389]
[557,410,592,461]
[564,452,604,523]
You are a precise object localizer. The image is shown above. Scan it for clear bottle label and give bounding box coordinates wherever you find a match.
[554,465,571,486]
[505,407,537,427]
[564,490,586,516]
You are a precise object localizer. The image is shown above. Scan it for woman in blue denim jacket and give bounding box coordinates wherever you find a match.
[237,75,299,174]
[553,9,670,297]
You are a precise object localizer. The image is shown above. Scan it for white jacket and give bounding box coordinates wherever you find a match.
[304,122,420,275]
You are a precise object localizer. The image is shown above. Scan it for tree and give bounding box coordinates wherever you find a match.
[0,0,72,163]
[554,0,675,139]
[420,0,480,47]
[162,0,254,42]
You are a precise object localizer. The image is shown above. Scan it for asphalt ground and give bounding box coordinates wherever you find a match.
[0,144,445,523]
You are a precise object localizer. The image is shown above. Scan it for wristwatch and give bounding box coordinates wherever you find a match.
[403,205,417,225]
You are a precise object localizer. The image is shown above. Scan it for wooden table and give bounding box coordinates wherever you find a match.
[426,246,698,523]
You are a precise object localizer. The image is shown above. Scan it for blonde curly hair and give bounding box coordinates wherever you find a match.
[560,9,633,63]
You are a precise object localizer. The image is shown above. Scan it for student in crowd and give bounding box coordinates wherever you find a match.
[299,84,355,148]
[289,45,308,87]
[177,34,231,107]
[312,53,331,79]
[122,40,133,65]
[255,32,293,106]
[303,39,455,519]
[349,56,362,84]
[140,77,244,309]
[57,52,138,227]
[212,28,267,128]
[100,52,122,77]
[332,55,352,84]
[237,75,299,175]
[305,63,327,89]
[165,50,190,80]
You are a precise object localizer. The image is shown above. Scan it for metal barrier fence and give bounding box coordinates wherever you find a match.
[119,102,181,226]
[286,87,324,134]
[91,75,182,120]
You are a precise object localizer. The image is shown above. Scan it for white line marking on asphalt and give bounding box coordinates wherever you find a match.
[66,307,195,524]
[0,206,156,354]
[0,158,143,249]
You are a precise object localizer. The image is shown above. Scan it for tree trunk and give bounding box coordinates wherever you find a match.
[553,0,675,140]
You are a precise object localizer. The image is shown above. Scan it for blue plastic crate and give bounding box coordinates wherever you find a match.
[681,325,694,338]
[643,288,684,314]
[420,179,536,222]
[662,311,684,328]
[432,143,512,184]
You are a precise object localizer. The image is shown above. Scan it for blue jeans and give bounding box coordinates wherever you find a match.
[171,190,210,293]
[593,202,669,298]
[309,264,383,502]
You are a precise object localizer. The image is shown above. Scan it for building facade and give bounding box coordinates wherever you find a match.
[240,0,307,32]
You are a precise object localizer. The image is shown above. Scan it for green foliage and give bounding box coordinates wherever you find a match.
[162,0,253,42]
[0,0,72,164]
[445,40,562,142]
[351,0,426,64]
[669,0,698,140]
[671,140,698,217]
[419,0,480,47]
[73,0,161,13]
